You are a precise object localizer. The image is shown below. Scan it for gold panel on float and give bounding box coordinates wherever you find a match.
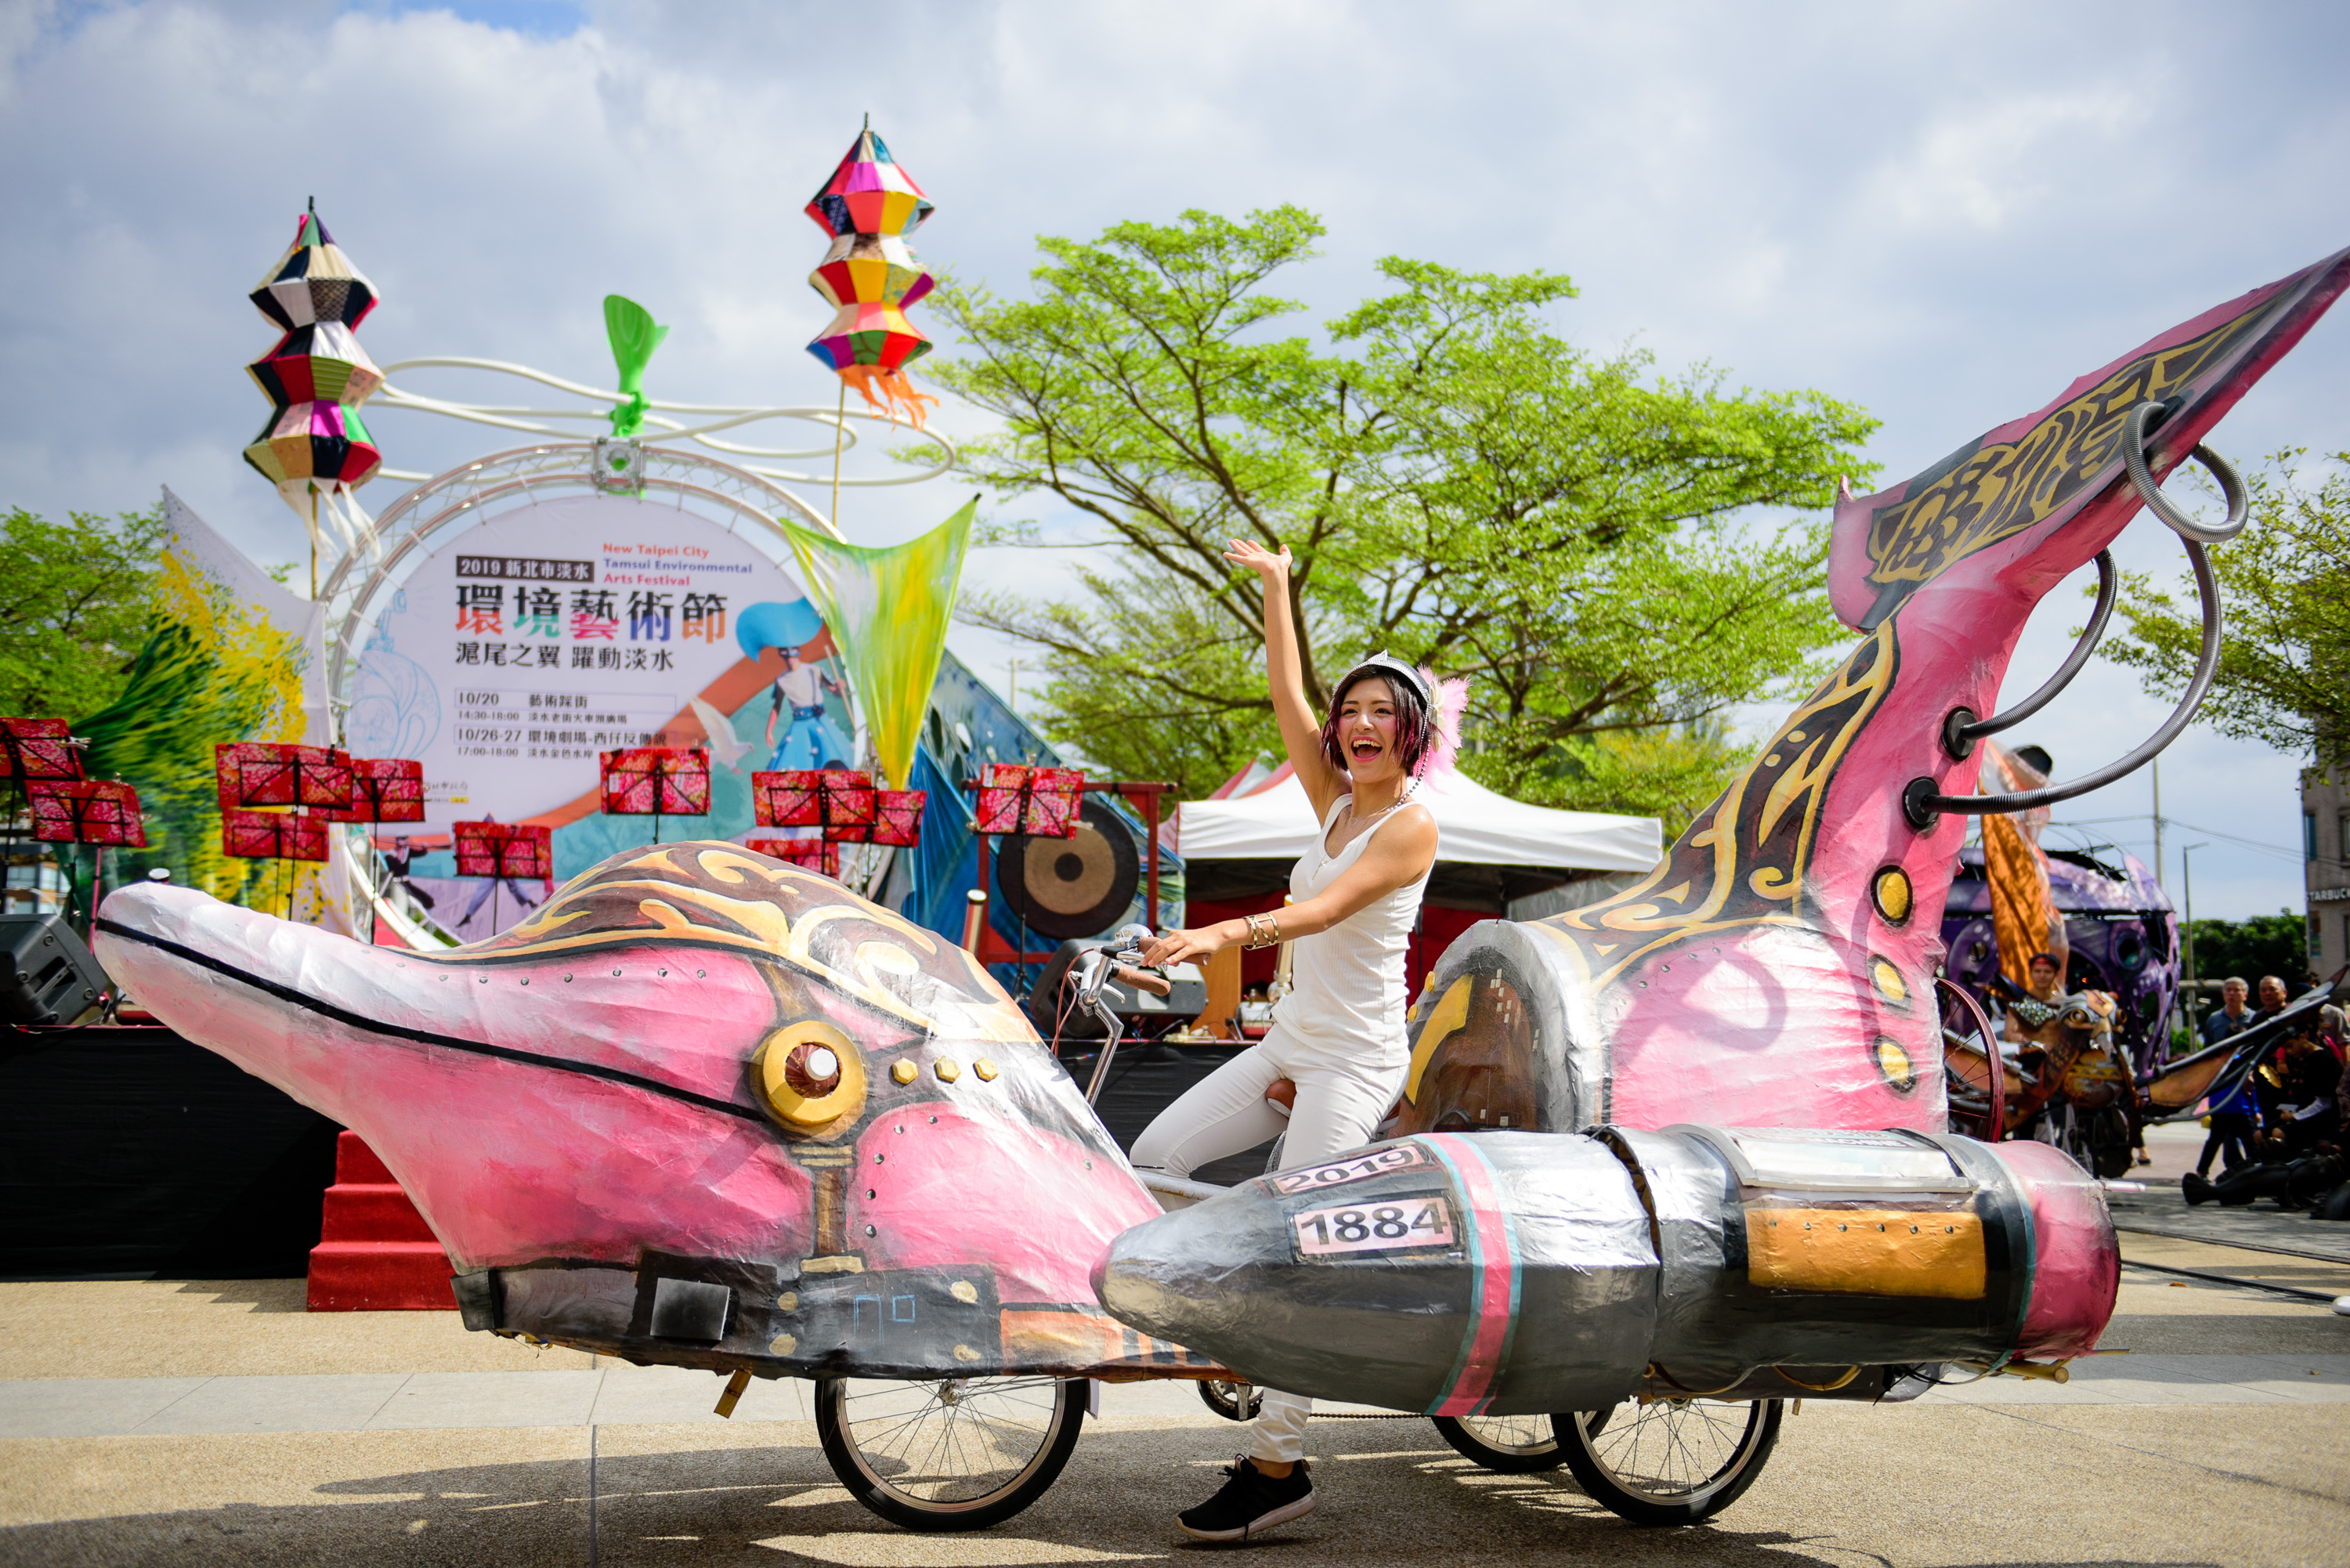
[1744,1209,1986,1299]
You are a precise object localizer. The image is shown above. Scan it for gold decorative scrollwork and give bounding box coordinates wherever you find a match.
[405,840,1026,1042]
[1534,622,1897,988]
[1862,298,2288,596]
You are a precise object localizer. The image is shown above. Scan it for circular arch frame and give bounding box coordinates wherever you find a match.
[320,443,826,736]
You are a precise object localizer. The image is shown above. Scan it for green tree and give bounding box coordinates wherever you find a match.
[2185,910,2309,988]
[0,503,166,720]
[2105,450,2350,767]
[931,208,1877,819]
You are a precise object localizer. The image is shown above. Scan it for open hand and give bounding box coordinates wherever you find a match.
[1224,538,1292,582]
[1143,924,1229,967]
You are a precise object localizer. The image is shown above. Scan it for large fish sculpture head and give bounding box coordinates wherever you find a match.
[1397,247,2350,1138]
[96,842,1202,1379]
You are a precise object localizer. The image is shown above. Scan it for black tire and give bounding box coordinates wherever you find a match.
[815,1376,1086,1532]
[1560,1399,1781,1525]
[1198,1378,1264,1422]
[1430,1412,1570,1472]
[2088,1109,2135,1179]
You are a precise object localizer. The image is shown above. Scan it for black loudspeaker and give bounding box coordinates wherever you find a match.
[998,795,1141,942]
[1,914,112,1025]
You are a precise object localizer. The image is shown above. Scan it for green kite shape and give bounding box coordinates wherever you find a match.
[603,294,670,438]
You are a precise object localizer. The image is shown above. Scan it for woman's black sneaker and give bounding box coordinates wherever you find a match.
[1177,1456,1314,1541]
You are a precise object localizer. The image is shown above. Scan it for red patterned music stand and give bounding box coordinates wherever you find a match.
[453,820,554,934]
[817,772,876,842]
[3,717,81,862]
[223,808,330,864]
[974,764,1083,838]
[831,789,925,847]
[330,757,425,824]
[29,781,146,848]
[1,717,81,784]
[454,820,552,881]
[214,742,355,814]
[27,779,143,941]
[753,834,839,878]
[598,747,712,844]
[752,770,823,829]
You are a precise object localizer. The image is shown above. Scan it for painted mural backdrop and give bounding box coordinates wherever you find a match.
[76,490,334,918]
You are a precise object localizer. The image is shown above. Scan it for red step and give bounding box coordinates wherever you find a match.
[307,1241,457,1310]
[333,1132,396,1185]
[321,1183,439,1242]
[307,1132,457,1311]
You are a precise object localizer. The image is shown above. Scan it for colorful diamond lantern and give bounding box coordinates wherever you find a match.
[454,820,552,883]
[804,125,938,428]
[251,209,378,331]
[215,742,354,814]
[242,401,382,490]
[804,128,933,238]
[806,303,931,377]
[28,780,146,848]
[598,747,713,817]
[222,808,329,864]
[244,203,385,571]
[809,234,935,311]
[247,321,384,406]
[976,764,1083,838]
[0,717,81,783]
[331,757,425,824]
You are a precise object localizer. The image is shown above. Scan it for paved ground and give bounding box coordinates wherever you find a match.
[4,1175,2348,1566]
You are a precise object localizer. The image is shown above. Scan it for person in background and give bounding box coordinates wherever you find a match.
[2195,978,2260,1180]
[2186,1029,2342,1209]
[2001,952,2067,1053]
[2251,975,2297,1126]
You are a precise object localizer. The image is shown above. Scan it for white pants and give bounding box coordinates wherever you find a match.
[1130,1024,1406,1464]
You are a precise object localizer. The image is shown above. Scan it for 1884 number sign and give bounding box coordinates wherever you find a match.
[1292,1194,1456,1259]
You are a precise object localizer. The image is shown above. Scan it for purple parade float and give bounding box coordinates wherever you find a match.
[1943,841,2182,1074]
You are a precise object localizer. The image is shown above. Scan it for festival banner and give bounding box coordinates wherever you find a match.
[348,494,832,836]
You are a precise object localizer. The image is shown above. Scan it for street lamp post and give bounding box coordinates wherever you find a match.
[2180,840,2210,1053]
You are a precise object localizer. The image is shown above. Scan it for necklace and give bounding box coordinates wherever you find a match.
[1333,795,1405,851]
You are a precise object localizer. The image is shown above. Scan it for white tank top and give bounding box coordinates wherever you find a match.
[1271,794,1432,1065]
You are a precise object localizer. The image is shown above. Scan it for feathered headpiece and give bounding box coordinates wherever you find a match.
[1418,666,1470,779]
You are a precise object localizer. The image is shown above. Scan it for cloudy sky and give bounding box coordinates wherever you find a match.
[5,0,2347,920]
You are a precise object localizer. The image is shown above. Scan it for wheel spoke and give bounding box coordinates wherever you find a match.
[834,1378,1071,1507]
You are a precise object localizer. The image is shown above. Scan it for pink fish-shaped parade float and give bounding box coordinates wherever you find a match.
[97,845,1205,1382]
[1101,245,2350,1416]
[94,244,2350,1529]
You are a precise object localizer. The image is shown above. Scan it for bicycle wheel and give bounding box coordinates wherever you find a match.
[1430,1413,1567,1472]
[1198,1378,1264,1422]
[815,1375,1086,1532]
[1559,1399,1781,1525]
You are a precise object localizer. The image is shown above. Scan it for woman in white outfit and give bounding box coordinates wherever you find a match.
[1132,537,1441,1543]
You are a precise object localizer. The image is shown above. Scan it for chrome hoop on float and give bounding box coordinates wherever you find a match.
[1904,402,2232,830]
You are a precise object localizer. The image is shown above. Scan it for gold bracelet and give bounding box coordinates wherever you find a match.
[1243,912,1281,949]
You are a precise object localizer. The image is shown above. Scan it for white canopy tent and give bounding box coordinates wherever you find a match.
[1177,767,1661,873]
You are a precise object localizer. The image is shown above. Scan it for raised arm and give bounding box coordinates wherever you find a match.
[1226,538,1347,821]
